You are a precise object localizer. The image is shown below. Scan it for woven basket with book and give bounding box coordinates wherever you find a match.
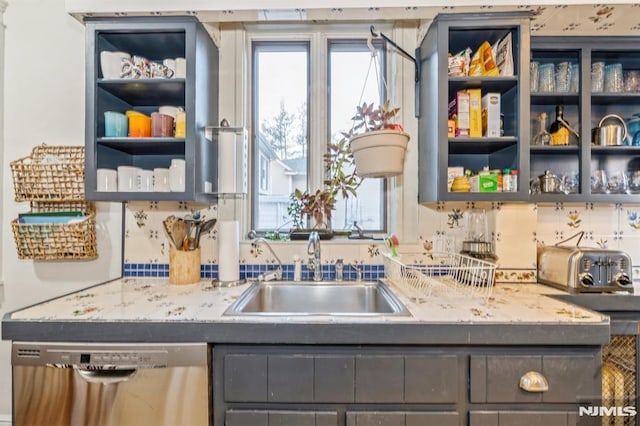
[10,144,85,201]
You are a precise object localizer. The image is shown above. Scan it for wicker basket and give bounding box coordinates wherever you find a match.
[11,202,97,260]
[10,144,85,201]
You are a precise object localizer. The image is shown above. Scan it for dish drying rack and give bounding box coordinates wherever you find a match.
[383,252,496,300]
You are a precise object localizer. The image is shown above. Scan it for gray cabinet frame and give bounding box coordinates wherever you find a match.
[417,12,531,203]
[84,16,219,202]
[530,36,640,203]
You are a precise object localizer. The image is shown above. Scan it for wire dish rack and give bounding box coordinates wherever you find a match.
[383,252,496,300]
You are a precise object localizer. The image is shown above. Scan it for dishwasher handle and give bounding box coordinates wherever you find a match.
[75,368,137,385]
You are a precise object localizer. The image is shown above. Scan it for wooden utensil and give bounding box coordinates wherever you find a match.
[163,215,178,248]
[172,219,188,251]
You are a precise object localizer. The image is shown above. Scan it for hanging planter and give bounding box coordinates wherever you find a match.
[349,100,410,178]
[350,129,410,178]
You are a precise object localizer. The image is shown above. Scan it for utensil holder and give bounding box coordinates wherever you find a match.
[169,247,201,285]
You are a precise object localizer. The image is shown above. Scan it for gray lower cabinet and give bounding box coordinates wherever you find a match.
[469,411,578,426]
[214,345,601,426]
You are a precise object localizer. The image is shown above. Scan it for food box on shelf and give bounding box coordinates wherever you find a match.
[482,92,501,137]
[467,88,482,138]
[448,91,470,137]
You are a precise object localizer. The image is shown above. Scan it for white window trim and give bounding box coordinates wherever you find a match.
[221,22,418,243]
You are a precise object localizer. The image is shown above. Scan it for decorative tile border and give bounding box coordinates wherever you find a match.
[124,263,386,281]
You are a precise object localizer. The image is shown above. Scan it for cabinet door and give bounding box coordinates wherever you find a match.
[346,411,459,426]
[469,410,576,426]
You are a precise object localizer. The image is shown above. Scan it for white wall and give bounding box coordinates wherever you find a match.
[0,0,123,417]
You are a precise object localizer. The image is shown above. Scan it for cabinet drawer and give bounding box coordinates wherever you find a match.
[224,351,459,404]
[470,353,600,403]
[346,411,459,426]
[226,410,338,426]
[469,410,577,426]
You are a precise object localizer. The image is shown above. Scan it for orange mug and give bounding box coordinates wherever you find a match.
[127,111,151,137]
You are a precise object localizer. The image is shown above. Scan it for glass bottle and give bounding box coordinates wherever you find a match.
[532,112,551,146]
[549,105,570,146]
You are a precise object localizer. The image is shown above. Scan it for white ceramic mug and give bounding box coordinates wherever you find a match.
[97,168,117,192]
[154,168,171,192]
[163,58,176,75]
[138,169,154,192]
[158,105,183,120]
[174,57,186,78]
[117,166,141,192]
[100,51,130,79]
[169,159,186,192]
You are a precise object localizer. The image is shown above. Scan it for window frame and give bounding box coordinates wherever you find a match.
[246,24,398,236]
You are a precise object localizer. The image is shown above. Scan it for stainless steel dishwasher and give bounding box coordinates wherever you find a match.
[12,342,209,426]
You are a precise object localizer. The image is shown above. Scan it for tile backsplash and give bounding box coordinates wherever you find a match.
[123,201,640,282]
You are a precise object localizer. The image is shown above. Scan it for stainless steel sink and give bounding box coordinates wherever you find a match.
[224,280,411,316]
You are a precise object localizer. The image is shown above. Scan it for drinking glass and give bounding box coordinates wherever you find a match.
[569,63,579,93]
[538,63,555,93]
[604,63,623,93]
[628,171,640,194]
[624,70,640,92]
[591,169,608,194]
[608,170,629,194]
[591,61,605,93]
[530,61,539,93]
[555,61,570,93]
[562,172,580,194]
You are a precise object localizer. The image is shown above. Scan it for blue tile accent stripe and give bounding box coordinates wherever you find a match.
[123,263,385,280]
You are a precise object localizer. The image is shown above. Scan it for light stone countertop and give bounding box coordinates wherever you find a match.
[2,278,610,345]
[7,277,605,323]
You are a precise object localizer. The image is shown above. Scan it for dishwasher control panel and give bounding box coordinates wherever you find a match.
[12,342,207,368]
[62,350,169,368]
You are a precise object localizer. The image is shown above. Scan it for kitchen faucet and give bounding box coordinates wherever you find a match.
[252,237,283,282]
[307,231,322,281]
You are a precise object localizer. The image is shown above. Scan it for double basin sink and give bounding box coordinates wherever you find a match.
[224,280,411,316]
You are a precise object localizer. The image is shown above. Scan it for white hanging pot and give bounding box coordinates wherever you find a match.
[349,129,410,178]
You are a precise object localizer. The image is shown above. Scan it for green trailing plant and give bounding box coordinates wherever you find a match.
[290,137,361,229]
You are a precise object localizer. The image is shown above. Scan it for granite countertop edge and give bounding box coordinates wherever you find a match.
[1,278,611,346]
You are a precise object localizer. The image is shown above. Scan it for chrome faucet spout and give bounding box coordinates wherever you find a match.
[307,231,322,281]
[252,238,283,281]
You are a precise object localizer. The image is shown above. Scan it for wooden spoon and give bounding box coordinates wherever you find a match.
[172,219,188,251]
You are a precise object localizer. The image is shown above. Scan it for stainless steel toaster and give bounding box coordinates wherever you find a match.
[537,244,632,293]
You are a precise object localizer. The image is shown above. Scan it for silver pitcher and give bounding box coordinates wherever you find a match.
[593,114,628,146]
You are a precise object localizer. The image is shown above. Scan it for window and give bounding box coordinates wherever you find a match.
[251,31,387,233]
[328,40,386,232]
[252,41,309,231]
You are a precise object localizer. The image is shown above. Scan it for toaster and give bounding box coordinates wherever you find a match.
[537,244,632,293]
